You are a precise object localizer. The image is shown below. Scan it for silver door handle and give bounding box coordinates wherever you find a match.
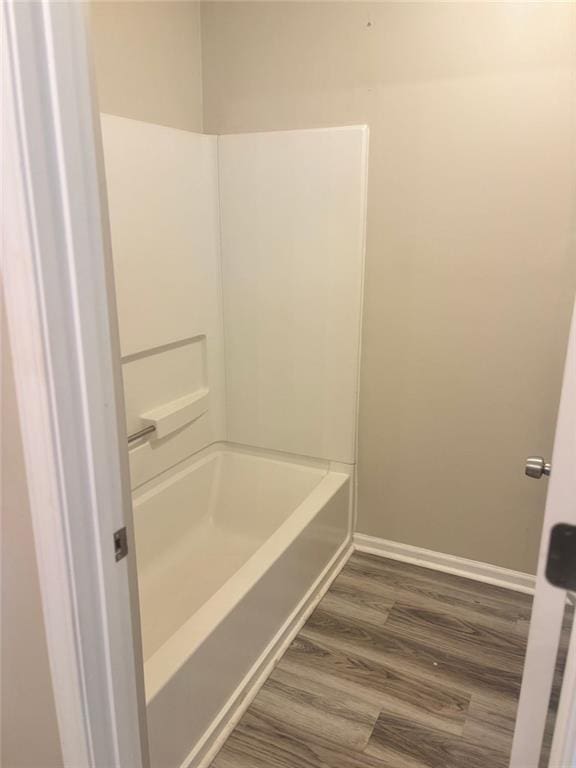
[525,456,551,479]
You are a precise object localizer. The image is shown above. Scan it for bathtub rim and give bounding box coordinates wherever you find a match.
[131,440,337,495]
[141,444,352,703]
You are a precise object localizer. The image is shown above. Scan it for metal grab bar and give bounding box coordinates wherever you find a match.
[127,424,156,444]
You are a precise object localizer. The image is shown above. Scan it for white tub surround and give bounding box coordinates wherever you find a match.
[101,116,368,768]
[219,127,368,464]
[134,444,351,768]
[101,115,226,489]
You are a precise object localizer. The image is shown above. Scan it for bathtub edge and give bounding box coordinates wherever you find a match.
[186,534,354,768]
[144,470,349,700]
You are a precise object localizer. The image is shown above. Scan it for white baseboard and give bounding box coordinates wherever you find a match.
[353,533,536,595]
[188,537,354,768]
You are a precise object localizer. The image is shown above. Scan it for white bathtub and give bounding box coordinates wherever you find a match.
[133,444,352,768]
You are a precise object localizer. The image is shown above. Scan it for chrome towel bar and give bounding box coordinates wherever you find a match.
[127,424,156,444]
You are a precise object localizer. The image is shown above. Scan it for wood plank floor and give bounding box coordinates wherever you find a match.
[211,552,571,768]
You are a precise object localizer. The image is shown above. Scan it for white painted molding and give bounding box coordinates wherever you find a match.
[3,3,148,765]
[191,539,354,768]
[353,533,536,594]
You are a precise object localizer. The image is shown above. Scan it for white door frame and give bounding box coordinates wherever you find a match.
[510,301,576,768]
[3,1,148,765]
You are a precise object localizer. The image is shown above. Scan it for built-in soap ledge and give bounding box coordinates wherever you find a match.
[141,389,210,440]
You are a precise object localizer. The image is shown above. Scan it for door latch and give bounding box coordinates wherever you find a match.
[546,524,576,591]
[113,527,128,562]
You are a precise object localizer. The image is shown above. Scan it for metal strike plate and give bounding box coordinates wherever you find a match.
[114,527,128,562]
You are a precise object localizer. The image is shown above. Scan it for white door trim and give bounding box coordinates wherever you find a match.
[510,302,576,768]
[3,1,148,765]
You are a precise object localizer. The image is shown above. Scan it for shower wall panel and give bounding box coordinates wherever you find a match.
[218,127,368,464]
[100,114,226,488]
[102,117,368,486]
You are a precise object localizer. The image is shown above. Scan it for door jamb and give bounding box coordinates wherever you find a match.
[3,1,149,764]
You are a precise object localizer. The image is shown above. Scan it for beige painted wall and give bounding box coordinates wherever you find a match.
[89,1,576,572]
[90,1,203,132]
[1,307,63,768]
[201,2,576,573]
